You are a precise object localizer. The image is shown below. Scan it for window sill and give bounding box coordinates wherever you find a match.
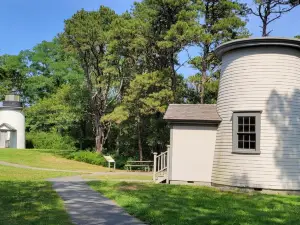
[232,150,261,155]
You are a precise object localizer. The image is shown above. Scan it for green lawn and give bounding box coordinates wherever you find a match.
[83,173,152,181]
[0,158,76,224]
[0,181,73,225]
[0,149,108,172]
[0,165,76,181]
[89,181,300,225]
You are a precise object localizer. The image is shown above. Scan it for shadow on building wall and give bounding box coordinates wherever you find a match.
[267,89,300,189]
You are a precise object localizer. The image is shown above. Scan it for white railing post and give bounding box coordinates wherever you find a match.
[160,153,163,171]
[166,145,170,184]
[153,152,157,181]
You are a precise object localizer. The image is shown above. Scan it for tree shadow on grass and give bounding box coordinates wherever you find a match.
[0,181,72,225]
[89,181,300,225]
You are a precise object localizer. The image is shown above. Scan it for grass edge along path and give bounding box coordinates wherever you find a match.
[88,181,300,225]
[0,181,73,225]
[0,163,76,225]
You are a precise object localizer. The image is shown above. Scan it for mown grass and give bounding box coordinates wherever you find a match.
[89,181,300,225]
[83,173,152,181]
[0,149,108,172]
[0,181,73,225]
[0,164,75,225]
[0,165,76,181]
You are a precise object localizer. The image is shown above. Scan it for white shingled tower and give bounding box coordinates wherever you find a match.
[0,90,25,149]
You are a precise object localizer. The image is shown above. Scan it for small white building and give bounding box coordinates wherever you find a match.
[0,92,25,149]
[154,37,300,191]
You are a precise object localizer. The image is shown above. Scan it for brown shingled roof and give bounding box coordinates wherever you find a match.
[164,104,221,123]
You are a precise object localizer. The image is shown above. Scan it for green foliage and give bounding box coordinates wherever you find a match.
[63,151,106,166]
[26,132,76,150]
[24,38,83,104]
[0,149,108,172]
[187,0,249,103]
[0,0,253,162]
[0,54,27,100]
[25,84,84,132]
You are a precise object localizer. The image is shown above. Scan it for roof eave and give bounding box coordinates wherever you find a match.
[215,37,300,59]
[165,119,221,125]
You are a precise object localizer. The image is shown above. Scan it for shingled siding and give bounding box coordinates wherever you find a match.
[212,46,300,190]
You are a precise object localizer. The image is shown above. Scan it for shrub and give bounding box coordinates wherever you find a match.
[26,132,76,150]
[63,151,106,166]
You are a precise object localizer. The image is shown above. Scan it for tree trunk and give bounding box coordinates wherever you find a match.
[262,2,271,37]
[200,70,206,104]
[262,22,268,37]
[116,129,120,156]
[94,114,104,153]
[200,45,208,104]
[170,54,177,103]
[137,116,143,161]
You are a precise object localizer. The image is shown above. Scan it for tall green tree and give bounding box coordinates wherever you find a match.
[62,7,124,153]
[0,54,27,99]
[189,0,249,104]
[103,70,173,160]
[23,38,83,104]
[133,0,200,102]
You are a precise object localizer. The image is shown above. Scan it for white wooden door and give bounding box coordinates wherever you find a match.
[0,131,7,148]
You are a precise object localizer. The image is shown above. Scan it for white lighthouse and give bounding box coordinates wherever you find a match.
[0,91,25,149]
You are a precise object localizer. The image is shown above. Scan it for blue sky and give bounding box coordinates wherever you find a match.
[0,0,299,75]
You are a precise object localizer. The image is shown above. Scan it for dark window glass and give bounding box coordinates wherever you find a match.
[244,117,249,124]
[244,135,249,141]
[250,134,256,141]
[238,125,243,132]
[244,125,249,132]
[237,116,256,150]
[250,142,255,149]
[238,141,243,148]
[238,117,243,124]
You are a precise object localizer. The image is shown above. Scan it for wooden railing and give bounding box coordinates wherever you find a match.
[153,145,170,183]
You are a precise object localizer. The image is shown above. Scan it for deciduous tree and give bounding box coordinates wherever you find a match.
[62,7,123,153]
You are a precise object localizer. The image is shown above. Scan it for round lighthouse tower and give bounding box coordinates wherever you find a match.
[213,38,300,190]
[0,91,25,149]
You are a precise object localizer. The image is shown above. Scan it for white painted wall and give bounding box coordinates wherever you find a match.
[213,46,300,190]
[170,125,217,183]
[0,109,25,149]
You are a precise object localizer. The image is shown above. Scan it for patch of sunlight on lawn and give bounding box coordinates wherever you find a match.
[83,173,152,181]
[88,181,300,225]
[0,149,108,172]
[0,165,76,181]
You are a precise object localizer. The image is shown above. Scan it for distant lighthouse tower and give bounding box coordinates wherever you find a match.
[0,90,25,149]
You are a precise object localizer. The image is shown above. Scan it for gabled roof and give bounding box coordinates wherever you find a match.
[0,123,16,131]
[164,104,221,124]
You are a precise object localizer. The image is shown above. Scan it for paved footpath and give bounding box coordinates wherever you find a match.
[49,176,145,225]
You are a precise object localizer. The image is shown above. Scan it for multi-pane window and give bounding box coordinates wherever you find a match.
[238,116,256,149]
[233,112,261,154]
